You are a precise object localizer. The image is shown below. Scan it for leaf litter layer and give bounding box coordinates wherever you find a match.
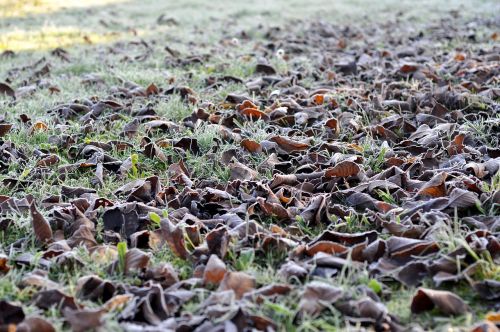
[0,5,499,332]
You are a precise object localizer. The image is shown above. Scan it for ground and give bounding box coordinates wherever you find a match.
[0,0,499,331]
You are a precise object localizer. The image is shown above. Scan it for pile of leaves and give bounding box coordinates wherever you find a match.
[0,8,499,332]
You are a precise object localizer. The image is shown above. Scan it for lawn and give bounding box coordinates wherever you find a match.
[0,0,499,331]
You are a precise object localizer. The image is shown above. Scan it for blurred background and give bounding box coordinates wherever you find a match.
[1,0,498,52]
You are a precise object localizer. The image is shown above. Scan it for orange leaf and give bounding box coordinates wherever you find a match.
[311,94,324,105]
[346,143,364,152]
[325,118,340,134]
[270,224,287,236]
[240,108,269,120]
[203,254,227,285]
[270,136,309,153]
[218,271,255,299]
[241,139,262,153]
[0,254,10,274]
[375,201,395,213]
[447,133,465,155]
[36,154,60,167]
[238,100,258,111]
[486,312,500,323]
[400,63,419,73]
[146,83,159,96]
[417,172,447,198]
[325,161,360,178]
[29,121,49,135]
[103,294,133,312]
[305,241,348,256]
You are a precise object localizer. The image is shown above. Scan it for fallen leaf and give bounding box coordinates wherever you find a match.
[0,123,13,137]
[0,82,15,98]
[270,136,309,152]
[299,281,343,316]
[241,139,262,153]
[203,254,227,285]
[218,271,256,299]
[0,300,25,324]
[17,316,56,332]
[63,308,104,332]
[103,294,133,312]
[160,219,189,260]
[28,121,49,135]
[325,160,360,178]
[30,202,52,244]
[0,254,10,274]
[411,288,469,316]
[417,172,447,198]
[32,289,79,311]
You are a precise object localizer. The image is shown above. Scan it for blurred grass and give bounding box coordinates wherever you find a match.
[0,27,120,51]
[0,0,126,18]
[0,0,498,52]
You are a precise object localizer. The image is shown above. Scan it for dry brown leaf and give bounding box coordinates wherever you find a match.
[0,82,15,98]
[203,254,227,285]
[325,160,360,178]
[0,123,13,137]
[416,172,447,198]
[36,154,60,167]
[485,312,500,324]
[17,316,56,332]
[0,254,9,274]
[298,281,343,316]
[229,161,258,181]
[400,63,419,73]
[124,248,150,273]
[241,107,269,120]
[28,121,49,135]
[145,83,159,96]
[160,219,189,259]
[325,118,340,134]
[103,294,133,312]
[241,139,262,153]
[218,271,256,299]
[311,94,324,105]
[63,308,105,332]
[447,133,466,155]
[411,288,469,316]
[30,202,52,244]
[0,300,25,325]
[270,136,309,152]
[305,241,348,256]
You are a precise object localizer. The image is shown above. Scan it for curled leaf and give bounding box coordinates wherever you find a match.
[0,123,13,137]
[299,281,343,316]
[411,288,469,316]
[30,202,52,244]
[218,271,256,299]
[203,254,227,285]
